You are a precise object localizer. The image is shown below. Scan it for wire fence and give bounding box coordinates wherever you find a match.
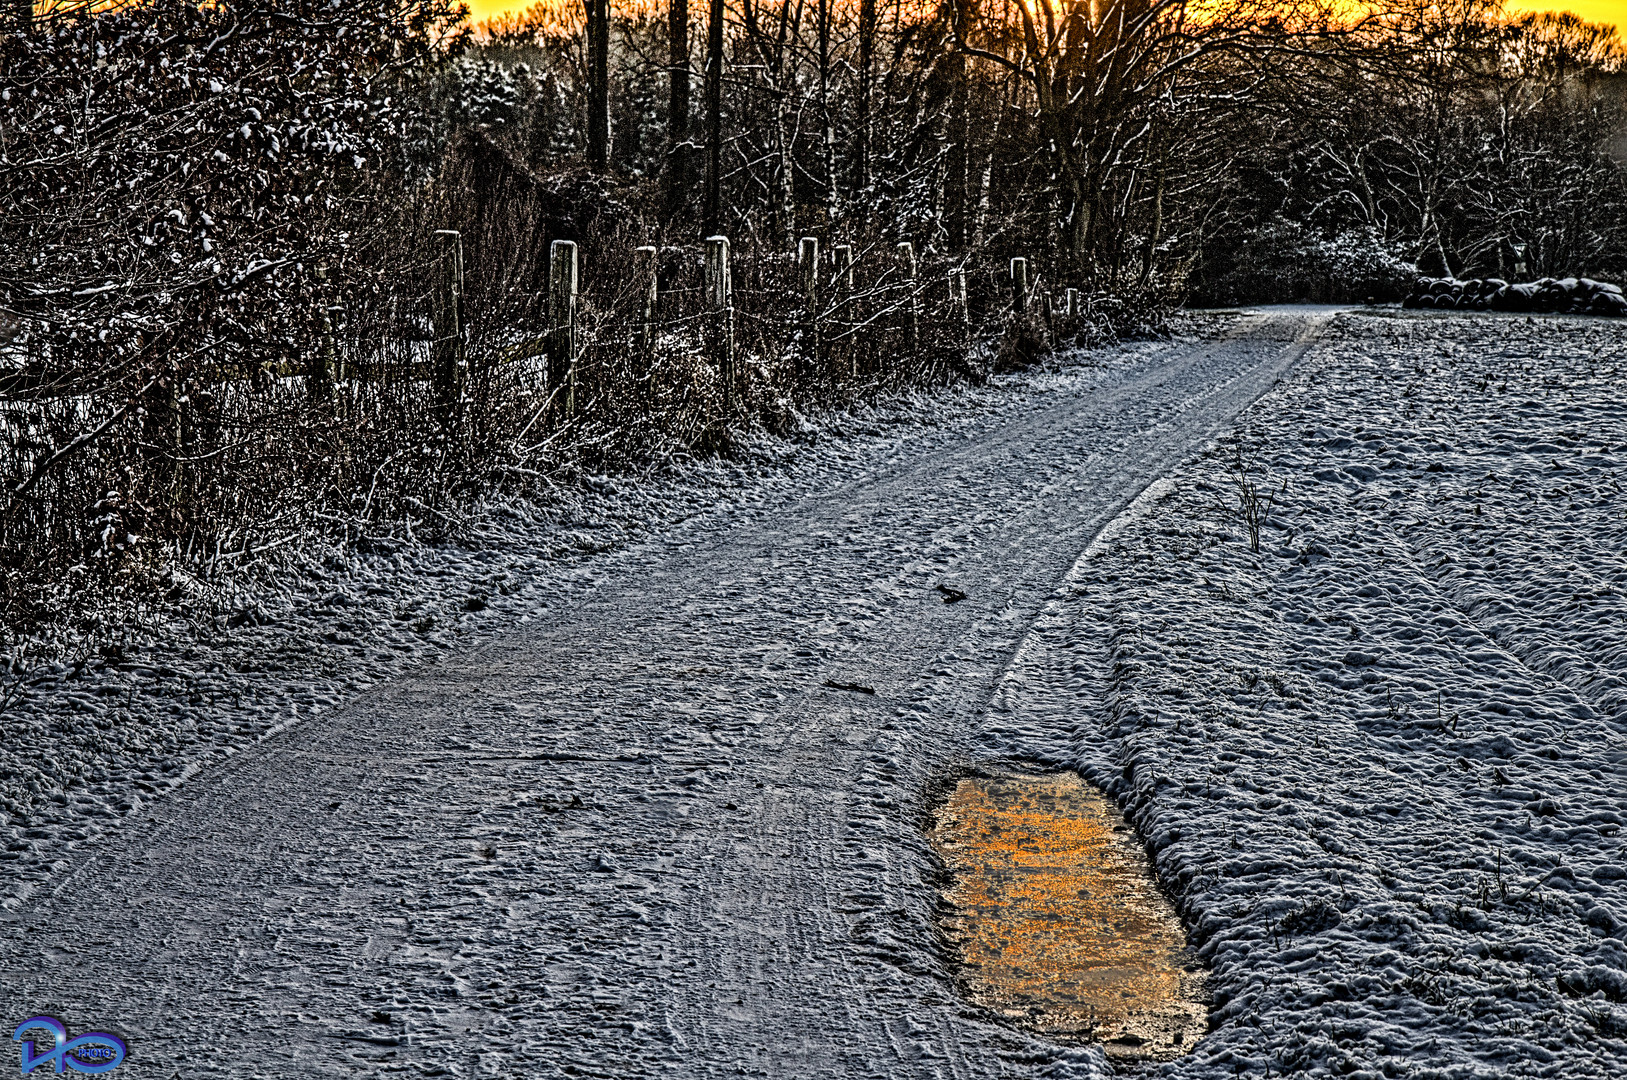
[0,222,1114,632]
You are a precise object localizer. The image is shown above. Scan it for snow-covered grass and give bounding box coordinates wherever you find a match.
[1033,309,1627,1077]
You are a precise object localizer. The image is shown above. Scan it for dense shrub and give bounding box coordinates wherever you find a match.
[1193,221,1418,306]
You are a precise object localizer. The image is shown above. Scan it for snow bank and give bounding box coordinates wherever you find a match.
[1405,276,1627,316]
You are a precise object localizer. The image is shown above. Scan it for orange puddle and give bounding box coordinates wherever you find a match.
[930,771,1206,1059]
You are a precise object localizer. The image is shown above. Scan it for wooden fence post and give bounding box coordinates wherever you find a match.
[309,261,333,399]
[954,268,969,326]
[896,241,917,354]
[548,239,578,418]
[431,231,464,422]
[635,245,658,361]
[831,244,855,376]
[325,305,347,382]
[1066,287,1079,319]
[705,235,735,410]
[799,236,819,383]
[833,243,854,290]
[1010,256,1028,314]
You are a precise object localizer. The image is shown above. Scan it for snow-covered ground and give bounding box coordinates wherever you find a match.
[0,327,1207,910]
[991,308,1627,1077]
[0,307,1299,1077]
[3,307,1622,1079]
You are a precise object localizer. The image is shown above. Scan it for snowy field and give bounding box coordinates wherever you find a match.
[2,307,1623,1078]
[992,309,1627,1077]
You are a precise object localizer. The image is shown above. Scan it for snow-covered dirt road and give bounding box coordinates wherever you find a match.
[0,308,1336,1078]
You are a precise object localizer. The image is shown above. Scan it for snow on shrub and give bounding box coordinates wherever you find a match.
[1194,219,1415,305]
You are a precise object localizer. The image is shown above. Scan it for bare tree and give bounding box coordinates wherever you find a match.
[816,0,838,221]
[855,0,877,208]
[667,0,692,214]
[585,0,611,167]
[943,0,974,250]
[955,0,1334,280]
[703,0,725,233]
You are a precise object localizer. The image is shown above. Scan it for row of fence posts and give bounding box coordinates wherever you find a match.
[1007,256,1082,322]
[793,237,923,380]
[413,231,1080,424]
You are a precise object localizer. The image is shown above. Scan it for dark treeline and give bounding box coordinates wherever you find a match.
[459,0,1625,294]
[1199,5,1627,302]
[0,0,1622,633]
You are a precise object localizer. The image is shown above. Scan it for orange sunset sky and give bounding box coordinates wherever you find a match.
[461,0,1625,31]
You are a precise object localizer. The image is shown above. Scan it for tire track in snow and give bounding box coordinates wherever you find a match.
[0,308,1339,1078]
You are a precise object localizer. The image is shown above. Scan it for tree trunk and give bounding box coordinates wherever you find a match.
[855,0,876,207]
[776,95,796,247]
[773,0,797,245]
[585,0,610,168]
[972,81,1007,249]
[1055,161,1091,282]
[703,0,725,234]
[944,10,970,251]
[1139,129,1167,287]
[818,0,835,223]
[666,0,690,215]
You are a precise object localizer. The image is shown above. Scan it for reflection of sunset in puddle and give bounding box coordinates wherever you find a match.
[931,771,1207,1059]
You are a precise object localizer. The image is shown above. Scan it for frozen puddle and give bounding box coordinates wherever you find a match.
[930,770,1207,1060]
